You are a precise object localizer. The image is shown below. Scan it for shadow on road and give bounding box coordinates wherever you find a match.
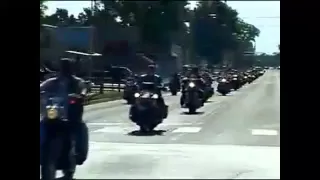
[180,111,205,115]
[127,129,166,136]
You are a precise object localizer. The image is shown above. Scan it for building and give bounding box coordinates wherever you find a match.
[40,23,182,77]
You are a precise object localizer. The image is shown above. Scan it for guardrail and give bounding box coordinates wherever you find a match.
[89,83,125,93]
[88,77,171,94]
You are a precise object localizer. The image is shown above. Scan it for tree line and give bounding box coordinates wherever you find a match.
[40,0,263,65]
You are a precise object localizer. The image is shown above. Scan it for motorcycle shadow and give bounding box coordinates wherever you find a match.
[180,111,205,115]
[127,129,166,136]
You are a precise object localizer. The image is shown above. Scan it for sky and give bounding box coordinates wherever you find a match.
[45,1,280,54]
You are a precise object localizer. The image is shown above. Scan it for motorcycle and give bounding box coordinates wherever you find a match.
[203,83,214,101]
[123,79,139,104]
[217,78,231,96]
[230,75,241,91]
[258,70,265,76]
[203,77,214,101]
[182,81,203,114]
[247,75,254,83]
[169,79,180,96]
[242,76,248,85]
[129,83,167,132]
[40,93,88,180]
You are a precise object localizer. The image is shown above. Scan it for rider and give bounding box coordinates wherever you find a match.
[170,72,181,90]
[137,64,167,116]
[181,65,191,78]
[40,58,87,180]
[40,58,87,96]
[180,66,205,106]
[138,65,164,101]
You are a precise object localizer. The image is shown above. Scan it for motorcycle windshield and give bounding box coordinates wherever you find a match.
[140,82,157,91]
[126,80,135,86]
[40,93,68,119]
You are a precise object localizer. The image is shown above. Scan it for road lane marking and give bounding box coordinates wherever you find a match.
[93,126,203,134]
[88,122,125,126]
[93,127,127,133]
[172,127,202,133]
[91,123,203,134]
[251,129,278,136]
[88,122,199,126]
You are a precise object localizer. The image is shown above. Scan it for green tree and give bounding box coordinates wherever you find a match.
[42,8,69,26]
[191,0,260,65]
[40,0,47,24]
[77,8,95,26]
[103,1,188,51]
[42,8,84,26]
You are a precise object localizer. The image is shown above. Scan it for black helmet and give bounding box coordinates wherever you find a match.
[148,64,156,69]
[60,58,74,75]
[191,66,199,73]
[183,65,190,68]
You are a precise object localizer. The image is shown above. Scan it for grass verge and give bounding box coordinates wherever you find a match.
[84,91,123,105]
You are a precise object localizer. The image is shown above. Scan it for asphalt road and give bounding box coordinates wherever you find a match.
[57,71,280,179]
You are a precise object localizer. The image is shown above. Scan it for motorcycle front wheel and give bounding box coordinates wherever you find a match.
[41,138,62,180]
[171,90,177,96]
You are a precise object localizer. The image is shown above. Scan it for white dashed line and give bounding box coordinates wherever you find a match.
[88,122,198,126]
[251,129,278,136]
[172,127,202,133]
[88,122,125,126]
[93,127,127,133]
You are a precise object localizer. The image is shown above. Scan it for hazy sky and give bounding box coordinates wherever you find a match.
[45,1,280,54]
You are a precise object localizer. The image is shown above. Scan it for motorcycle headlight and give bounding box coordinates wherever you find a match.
[134,93,140,98]
[189,82,195,88]
[151,94,159,99]
[221,79,227,83]
[244,76,248,79]
[233,78,237,80]
[47,108,58,120]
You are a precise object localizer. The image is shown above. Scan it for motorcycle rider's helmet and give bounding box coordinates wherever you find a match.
[60,58,75,76]
[147,64,157,74]
[182,65,191,71]
[191,66,199,73]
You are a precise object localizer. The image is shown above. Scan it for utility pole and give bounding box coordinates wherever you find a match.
[88,0,96,78]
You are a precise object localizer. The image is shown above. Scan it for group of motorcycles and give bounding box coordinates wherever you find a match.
[217,68,266,95]
[123,67,266,133]
[39,65,266,180]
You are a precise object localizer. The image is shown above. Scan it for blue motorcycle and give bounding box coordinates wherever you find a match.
[40,93,88,180]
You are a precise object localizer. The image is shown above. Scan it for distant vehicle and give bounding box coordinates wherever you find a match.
[91,66,133,84]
